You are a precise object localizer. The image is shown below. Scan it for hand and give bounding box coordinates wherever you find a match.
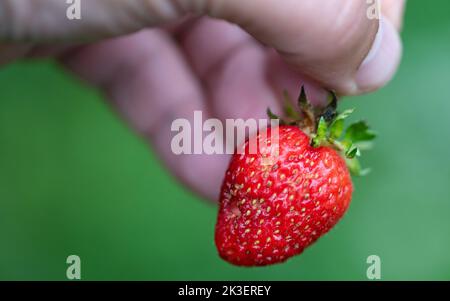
[0,0,405,200]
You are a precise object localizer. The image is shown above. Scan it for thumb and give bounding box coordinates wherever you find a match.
[200,0,402,95]
[1,0,402,94]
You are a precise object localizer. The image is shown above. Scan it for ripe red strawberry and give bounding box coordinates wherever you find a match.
[215,87,375,266]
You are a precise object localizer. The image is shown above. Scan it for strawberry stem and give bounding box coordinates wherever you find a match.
[267,86,376,176]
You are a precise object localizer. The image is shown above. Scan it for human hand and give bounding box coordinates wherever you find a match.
[0,0,405,200]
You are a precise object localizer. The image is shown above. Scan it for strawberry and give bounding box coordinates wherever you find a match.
[215,87,375,266]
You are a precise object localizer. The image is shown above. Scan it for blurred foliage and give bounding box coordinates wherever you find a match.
[0,1,449,280]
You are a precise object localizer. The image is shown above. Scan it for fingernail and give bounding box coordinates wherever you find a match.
[355,17,402,93]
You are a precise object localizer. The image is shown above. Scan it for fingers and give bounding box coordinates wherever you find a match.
[193,0,401,95]
[153,0,404,95]
[181,0,376,94]
[2,0,404,95]
[61,29,230,200]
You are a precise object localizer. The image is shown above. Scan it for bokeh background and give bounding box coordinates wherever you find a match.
[1,1,449,280]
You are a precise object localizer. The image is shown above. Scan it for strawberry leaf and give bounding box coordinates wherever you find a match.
[345,145,361,159]
[267,108,280,120]
[359,168,372,176]
[298,85,308,108]
[266,108,286,126]
[353,141,375,151]
[329,109,354,139]
[312,117,328,147]
[345,158,362,176]
[329,119,344,140]
[335,109,355,121]
[344,120,376,143]
[283,90,301,120]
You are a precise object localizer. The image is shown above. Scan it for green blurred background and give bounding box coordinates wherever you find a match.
[1,1,450,280]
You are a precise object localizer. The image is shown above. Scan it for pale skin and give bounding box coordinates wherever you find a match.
[0,0,405,200]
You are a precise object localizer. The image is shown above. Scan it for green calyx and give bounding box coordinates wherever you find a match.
[267,86,376,176]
